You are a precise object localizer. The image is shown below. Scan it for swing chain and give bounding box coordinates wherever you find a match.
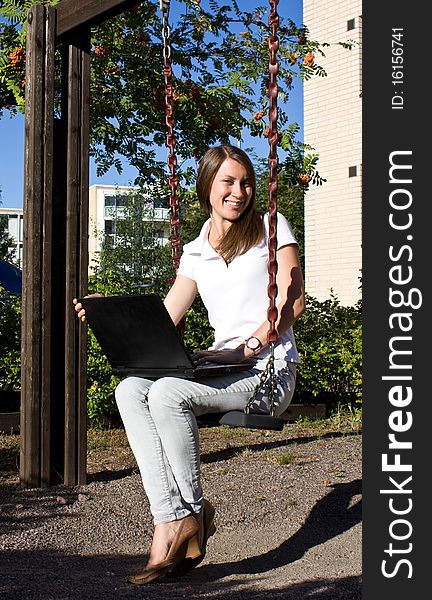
[266,0,280,347]
[244,342,277,417]
[243,0,281,419]
[159,0,181,274]
[160,1,171,60]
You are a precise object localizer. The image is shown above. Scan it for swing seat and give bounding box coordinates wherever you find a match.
[219,411,285,431]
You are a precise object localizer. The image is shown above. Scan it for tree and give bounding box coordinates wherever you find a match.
[92,186,174,285]
[255,165,305,268]
[0,0,353,187]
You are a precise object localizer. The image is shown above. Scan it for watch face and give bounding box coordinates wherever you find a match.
[247,337,260,350]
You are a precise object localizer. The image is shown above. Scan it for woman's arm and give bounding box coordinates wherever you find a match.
[73,275,197,325]
[247,243,305,348]
[163,274,198,326]
[195,243,305,364]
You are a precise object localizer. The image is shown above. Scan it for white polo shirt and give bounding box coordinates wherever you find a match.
[178,212,300,364]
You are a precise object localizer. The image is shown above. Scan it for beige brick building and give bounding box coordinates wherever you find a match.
[303,0,362,306]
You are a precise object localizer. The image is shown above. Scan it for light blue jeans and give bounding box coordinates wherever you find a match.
[115,360,296,524]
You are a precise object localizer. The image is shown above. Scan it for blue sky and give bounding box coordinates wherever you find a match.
[0,0,303,209]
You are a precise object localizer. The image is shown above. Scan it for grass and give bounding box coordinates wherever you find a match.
[87,428,129,451]
[270,451,297,466]
[295,404,362,434]
[0,409,362,484]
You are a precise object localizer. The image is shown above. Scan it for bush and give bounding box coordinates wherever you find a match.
[294,293,362,408]
[0,286,21,391]
[84,284,362,424]
[86,329,122,427]
[84,267,160,426]
[84,263,215,425]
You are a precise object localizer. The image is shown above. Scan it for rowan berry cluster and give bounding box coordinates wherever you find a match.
[253,109,266,122]
[9,47,25,67]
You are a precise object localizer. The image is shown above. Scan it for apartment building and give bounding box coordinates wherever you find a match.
[0,207,24,267]
[303,0,362,306]
[88,184,171,272]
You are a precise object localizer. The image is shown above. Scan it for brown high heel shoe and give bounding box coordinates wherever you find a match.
[128,515,200,585]
[170,499,216,577]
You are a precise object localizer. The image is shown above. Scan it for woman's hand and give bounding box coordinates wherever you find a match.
[72,293,104,322]
[193,347,247,365]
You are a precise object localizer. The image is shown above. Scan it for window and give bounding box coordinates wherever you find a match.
[104,195,116,206]
[347,18,355,31]
[349,166,357,178]
[105,220,115,234]
[153,196,168,209]
[153,226,165,238]
[104,195,127,207]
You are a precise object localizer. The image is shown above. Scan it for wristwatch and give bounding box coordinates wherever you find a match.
[244,336,263,356]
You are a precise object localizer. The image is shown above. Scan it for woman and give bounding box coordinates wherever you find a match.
[74,144,305,584]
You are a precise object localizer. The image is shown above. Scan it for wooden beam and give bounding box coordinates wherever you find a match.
[40,6,56,488]
[63,33,90,486]
[21,4,45,487]
[56,0,143,40]
[63,41,80,486]
[77,43,90,486]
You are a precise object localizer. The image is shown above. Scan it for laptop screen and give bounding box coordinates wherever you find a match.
[80,294,196,374]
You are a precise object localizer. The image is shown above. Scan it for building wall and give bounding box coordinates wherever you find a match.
[303,0,362,306]
[0,207,24,267]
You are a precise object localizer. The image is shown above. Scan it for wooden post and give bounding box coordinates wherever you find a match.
[40,6,57,487]
[63,36,90,486]
[21,5,55,487]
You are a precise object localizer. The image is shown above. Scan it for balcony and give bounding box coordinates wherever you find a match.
[104,207,170,221]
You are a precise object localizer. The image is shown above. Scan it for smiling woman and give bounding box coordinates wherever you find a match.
[75,142,306,584]
[196,145,263,265]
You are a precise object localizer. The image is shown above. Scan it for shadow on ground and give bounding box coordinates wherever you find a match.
[0,479,361,599]
[0,554,362,600]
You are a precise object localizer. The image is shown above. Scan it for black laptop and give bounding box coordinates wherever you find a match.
[79,294,252,379]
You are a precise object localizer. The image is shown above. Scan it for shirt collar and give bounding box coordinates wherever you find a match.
[190,218,221,260]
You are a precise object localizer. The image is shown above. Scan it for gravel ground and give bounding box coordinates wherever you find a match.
[0,424,362,599]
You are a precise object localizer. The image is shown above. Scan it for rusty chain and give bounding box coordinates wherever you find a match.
[266,0,280,347]
[160,0,185,336]
[159,1,282,385]
[244,343,278,416]
[160,0,181,274]
[244,0,281,417]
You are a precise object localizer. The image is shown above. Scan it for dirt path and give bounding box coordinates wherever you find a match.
[0,424,362,599]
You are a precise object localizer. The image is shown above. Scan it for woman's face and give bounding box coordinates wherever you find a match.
[208,157,253,226]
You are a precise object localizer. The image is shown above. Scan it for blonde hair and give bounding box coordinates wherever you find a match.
[196,145,263,263]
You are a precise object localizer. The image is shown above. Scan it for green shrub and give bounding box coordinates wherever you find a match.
[0,286,21,391]
[294,293,362,407]
[84,268,153,426]
[84,265,214,425]
[182,295,214,354]
[86,328,122,427]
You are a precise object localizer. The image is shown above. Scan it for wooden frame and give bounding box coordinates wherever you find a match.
[21,0,142,487]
